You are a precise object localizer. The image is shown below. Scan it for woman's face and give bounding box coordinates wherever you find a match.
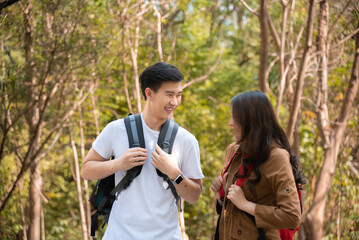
[229,113,242,142]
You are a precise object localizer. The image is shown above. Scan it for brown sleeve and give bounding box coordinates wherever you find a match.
[254,148,301,229]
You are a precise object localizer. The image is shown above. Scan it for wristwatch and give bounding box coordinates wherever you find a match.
[172,172,184,185]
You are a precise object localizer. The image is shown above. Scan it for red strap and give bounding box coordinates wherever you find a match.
[219,153,236,199]
[222,153,237,178]
[235,163,253,187]
[219,153,253,200]
[279,228,296,240]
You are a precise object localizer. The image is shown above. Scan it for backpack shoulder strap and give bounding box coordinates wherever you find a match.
[157,118,179,154]
[124,114,145,148]
[156,118,180,202]
[110,114,146,199]
[89,114,146,236]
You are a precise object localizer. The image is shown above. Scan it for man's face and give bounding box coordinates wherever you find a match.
[146,81,183,120]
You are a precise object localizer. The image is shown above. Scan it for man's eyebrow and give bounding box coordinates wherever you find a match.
[165,90,183,94]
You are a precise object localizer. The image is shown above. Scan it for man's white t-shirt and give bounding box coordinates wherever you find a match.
[92,114,204,240]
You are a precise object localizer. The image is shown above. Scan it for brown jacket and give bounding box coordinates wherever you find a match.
[218,143,301,240]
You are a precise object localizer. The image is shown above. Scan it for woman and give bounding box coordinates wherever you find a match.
[211,90,306,240]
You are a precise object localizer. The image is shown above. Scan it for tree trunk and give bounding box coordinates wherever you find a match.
[152,0,164,62]
[41,200,45,240]
[90,91,100,136]
[17,158,28,240]
[304,16,359,239]
[129,6,143,114]
[179,199,188,240]
[27,162,42,240]
[258,0,268,93]
[23,1,42,239]
[275,2,288,116]
[69,125,89,240]
[0,35,7,164]
[286,0,316,143]
[130,29,142,113]
[122,20,133,113]
[78,93,92,238]
[315,0,331,149]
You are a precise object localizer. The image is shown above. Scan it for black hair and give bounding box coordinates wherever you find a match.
[231,90,306,195]
[139,62,184,100]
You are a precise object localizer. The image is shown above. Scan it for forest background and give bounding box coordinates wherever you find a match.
[0,0,358,239]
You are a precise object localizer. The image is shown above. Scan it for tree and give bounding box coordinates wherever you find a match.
[303,5,359,238]
[0,0,99,238]
[285,0,316,143]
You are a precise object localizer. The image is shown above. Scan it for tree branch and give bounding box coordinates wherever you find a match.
[182,47,224,89]
[347,161,359,179]
[328,0,353,34]
[267,13,280,51]
[239,0,258,17]
[0,0,20,12]
[162,0,180,19]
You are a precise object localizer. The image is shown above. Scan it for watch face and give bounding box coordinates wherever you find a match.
[175,174,184,184]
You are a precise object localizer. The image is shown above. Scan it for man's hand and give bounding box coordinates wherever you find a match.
[151,144,180,179]
[81,147,147,180]
[115,147,147,171]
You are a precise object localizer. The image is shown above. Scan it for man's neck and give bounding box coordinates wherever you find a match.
[142,106,168,131]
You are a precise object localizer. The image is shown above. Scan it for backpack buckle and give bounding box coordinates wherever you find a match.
[162,140,170,153]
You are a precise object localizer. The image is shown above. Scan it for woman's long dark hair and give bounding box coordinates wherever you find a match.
[231,90,306,195]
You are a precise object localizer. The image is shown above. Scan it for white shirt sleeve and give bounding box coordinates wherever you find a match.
[92,121,116,159]
[180,138,204,180]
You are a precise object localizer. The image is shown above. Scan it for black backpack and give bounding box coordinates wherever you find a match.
[89,114,179,237]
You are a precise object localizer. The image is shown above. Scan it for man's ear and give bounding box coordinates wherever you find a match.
[145,88,152,100]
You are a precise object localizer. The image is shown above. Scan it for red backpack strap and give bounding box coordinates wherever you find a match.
[222,152,237,178]
[234,162,253,187]
[219,153,254,199]
[219,152,237,200]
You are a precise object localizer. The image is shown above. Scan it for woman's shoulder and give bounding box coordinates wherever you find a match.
[223,142,239,163]
[258,147,294,186]
[226,142,238,152]
[226,142,239,155]
[262,147,290,172]
[270,147,290,159]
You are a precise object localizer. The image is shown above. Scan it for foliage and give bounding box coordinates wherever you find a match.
[0,0,358,239]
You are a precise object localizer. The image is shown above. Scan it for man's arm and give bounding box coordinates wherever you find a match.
[172,176,202,204]
[81,147,147,180]
[150,144,202,204]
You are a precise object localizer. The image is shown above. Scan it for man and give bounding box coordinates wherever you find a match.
[81,62,204,239]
